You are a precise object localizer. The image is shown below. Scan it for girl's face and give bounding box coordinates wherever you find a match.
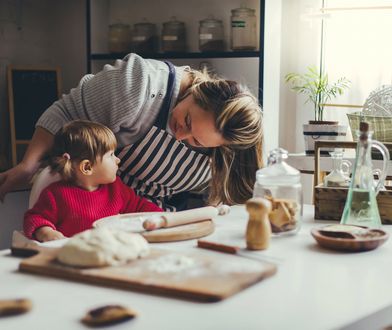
[91,149,120,185]
[169,94,226,148]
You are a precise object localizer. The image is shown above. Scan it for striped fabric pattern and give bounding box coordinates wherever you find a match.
[117,127,211,211]
[36,53,186,148]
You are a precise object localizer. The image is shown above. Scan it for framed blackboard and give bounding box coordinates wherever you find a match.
[7,66,61,166]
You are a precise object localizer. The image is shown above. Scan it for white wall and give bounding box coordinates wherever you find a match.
[263,0,282,155]
[279,0,322,153]
[0,0,86,169]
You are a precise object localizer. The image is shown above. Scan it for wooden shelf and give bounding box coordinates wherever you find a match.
[91,51,261,60]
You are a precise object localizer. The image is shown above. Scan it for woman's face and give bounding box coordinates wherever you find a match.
[169,94,226,148]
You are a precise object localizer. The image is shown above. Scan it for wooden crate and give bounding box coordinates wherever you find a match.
[314,184,392,224]
[313,140,392,224]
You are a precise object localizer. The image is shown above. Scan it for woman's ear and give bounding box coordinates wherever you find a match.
[79,160,93,176]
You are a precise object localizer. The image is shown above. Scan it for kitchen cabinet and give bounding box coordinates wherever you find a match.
[85,0,265,103]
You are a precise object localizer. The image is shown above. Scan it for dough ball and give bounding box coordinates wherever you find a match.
[57,228,149,267]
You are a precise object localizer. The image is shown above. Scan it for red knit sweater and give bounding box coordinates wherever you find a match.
[24,177,162,239]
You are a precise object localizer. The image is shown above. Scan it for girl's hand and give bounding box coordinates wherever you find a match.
[35,226,65,242]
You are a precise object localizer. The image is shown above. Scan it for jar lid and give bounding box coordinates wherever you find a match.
[255,148,300,185]
[231,7,256,15]
[163,17,185,27]
[134,22,156,28]
[200,17,223,27]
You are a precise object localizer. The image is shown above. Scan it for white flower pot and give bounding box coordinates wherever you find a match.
[303,121,347,155]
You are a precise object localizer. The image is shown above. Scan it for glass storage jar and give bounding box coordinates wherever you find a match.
[199,17,225,52]
[131,20,158,53]
[253,148,302,235]
[108,23,131,53]
[161,17,187,52]
[230,6,257,51]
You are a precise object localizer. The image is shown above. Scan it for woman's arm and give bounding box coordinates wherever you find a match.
[0,127,54,201]
[37,54,165,143]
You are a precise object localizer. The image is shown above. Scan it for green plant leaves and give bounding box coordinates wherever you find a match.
[284,66,351,121]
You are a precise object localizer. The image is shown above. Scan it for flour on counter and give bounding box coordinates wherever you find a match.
[147,254,196,273]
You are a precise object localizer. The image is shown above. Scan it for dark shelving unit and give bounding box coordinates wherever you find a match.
[86,0,265,103]
[91,50,261,60]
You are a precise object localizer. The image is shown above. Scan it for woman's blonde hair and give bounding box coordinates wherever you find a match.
[189,71,263,205]
[49,120,117,182]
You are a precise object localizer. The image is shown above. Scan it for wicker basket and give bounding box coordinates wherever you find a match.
[348,85,392,142]
[347,112,392,142]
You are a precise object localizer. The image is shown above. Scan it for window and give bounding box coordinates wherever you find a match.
[321,0,392,128]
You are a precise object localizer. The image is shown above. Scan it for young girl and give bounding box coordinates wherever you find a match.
[24,120,162,242]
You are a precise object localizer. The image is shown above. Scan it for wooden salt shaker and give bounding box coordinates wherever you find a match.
[246,197,272,250]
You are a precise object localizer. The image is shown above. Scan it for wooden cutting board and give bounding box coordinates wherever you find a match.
[19,247,277,302]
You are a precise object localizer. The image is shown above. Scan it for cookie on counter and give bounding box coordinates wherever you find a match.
[0,299,32,316]
[81,305,137,326]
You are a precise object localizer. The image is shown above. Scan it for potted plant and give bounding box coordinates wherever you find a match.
[285,66,351,154]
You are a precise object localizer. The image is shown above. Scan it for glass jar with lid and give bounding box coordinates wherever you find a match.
[131,19,158,53]
[230,6,257,51]
[253,148,302,235]
[161,17,187,52]
[199,16,225,52]
[108,23,131,53]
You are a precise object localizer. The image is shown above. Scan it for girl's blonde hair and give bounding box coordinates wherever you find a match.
[49,120,117,182]
[189,70,263,205]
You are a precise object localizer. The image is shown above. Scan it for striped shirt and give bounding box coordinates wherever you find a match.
[36,53,188,147]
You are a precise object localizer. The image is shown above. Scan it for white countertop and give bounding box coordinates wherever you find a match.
[1,205,392,330]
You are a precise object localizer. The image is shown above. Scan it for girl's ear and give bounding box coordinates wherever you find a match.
[79,160,93,176]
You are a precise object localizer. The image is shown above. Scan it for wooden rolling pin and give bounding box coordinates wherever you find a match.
[143,205,230,231]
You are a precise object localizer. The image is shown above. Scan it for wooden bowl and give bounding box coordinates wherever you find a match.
[311,225,389,252]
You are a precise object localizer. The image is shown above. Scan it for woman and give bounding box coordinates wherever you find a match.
[0,53,263,210]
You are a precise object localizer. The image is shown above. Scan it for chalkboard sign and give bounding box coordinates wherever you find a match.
[7,66,61,165]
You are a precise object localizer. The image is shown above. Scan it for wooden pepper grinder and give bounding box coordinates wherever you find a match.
[246,197,272,250]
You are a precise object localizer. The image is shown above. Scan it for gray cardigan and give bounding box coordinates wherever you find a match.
[37,54,186,148]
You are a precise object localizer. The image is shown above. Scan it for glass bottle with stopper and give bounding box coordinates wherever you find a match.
[340,122,389,228]
[323,150,351,187]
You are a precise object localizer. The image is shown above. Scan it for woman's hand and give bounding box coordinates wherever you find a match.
[34,226,65,242]
[0,163,35,202]
[0,127,55,202]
